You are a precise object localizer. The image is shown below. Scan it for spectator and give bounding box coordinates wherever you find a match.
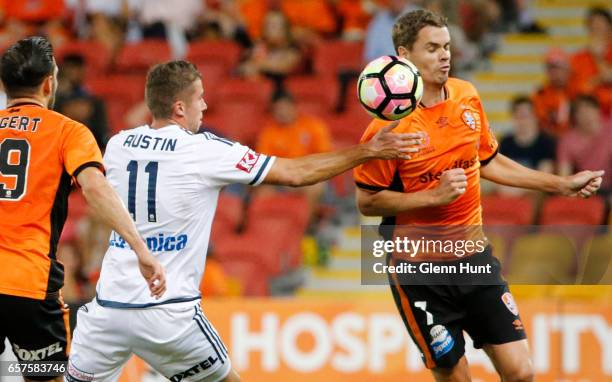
[532,47,573,137]
[193,0,252,48]
[256,91,333,224]
[501,96,556,173]
[336,0,376,41]
[280,0,337,42]
[364,0,420,62]
[128,0,203,58]
[199,248,231,298]
[239,11,303,91]
[569,6,612,116]
[55,54,110,150]
[558,95,612,194]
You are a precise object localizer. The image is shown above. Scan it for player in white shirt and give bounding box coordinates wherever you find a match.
[67,60,422,382]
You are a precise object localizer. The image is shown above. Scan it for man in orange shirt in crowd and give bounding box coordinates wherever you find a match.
[355,10,604,382]
[569,6,611,116]
[532,47,572,136]
[257,90,332,223]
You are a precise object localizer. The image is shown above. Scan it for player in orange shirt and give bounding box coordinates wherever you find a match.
[354,10,604,381]
[256,90,333,226]
[0,37,165,382]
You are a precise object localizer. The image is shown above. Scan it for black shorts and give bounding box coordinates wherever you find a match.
[0,293,70,380]
[387,247,527,369]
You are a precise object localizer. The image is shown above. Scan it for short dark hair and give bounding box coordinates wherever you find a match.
[1,36,55,98]
[586,6,612,27]
[510,95,533,113]
[145,60,201,119]
[392,10,448,52]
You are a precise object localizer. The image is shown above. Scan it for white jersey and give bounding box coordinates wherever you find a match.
[95,124,275,307]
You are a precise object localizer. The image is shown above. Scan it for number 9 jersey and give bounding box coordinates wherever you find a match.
[0,103,103,300]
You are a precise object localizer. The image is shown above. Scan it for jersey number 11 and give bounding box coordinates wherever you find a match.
[126,160,158,222]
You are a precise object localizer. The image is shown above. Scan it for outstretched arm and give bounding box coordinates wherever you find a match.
[480,153,603,197]
[263,122,422,187]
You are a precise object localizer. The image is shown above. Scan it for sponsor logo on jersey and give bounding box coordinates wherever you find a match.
[12,342,63,361]
[169,356,219,382]
[418,156,478,183]
[502,292,519,316]
[236,149,260,173]
[109,232,188,252]
[429,325,454,359]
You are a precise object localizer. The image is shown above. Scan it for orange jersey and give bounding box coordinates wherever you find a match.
[256,114,332,158]
[532,84,572,137]
[0,103,103,300]
[354,78,498,227]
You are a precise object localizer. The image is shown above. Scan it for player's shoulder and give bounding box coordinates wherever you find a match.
[196,129,236,149]
[446,77,479,99]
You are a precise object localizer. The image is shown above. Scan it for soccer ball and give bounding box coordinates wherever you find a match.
[357,56,423,121]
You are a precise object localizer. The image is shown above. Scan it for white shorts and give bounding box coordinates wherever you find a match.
[67,299,231,382]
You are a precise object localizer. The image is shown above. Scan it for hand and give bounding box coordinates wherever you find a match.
[431,168,468,205]
[561,170,604,198]
[136,249,167,299]
[365,121,422,160]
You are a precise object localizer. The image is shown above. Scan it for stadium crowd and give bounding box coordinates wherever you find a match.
[0,0,610,326]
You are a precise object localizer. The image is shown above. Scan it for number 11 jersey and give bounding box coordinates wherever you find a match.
[97,124,275,307]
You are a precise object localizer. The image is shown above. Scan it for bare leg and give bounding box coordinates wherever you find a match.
[483,339,534,382]
[431,355,472,382]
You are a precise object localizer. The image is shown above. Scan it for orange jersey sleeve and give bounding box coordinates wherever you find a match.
[61,119,104,178]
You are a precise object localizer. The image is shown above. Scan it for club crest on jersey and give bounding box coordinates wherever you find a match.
[502,292,519,316]
[236,149,260,173]
[461,110,480,130]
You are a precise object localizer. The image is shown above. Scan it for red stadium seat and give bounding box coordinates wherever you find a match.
[187,40,242,74]
[56,40,112,76]
[219,259,269,296]
[248,193,310,234]
[540,196,605,225]
[324,110,372,145]
[197,61,227,93]
[203,101,264,145]
[286,76,337,113]
[87,75,145,133]
[481,195,535,225]
[314,40,364,76]
[214,78,273,107]
[214,231,287,276]
[114,40,171,73]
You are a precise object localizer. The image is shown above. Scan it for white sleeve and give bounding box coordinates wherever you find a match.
[199,133,276,187]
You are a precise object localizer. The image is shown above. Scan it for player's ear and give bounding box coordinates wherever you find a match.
[174,101,186,118]
[397,45,410,59]
[41,74,53,97]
